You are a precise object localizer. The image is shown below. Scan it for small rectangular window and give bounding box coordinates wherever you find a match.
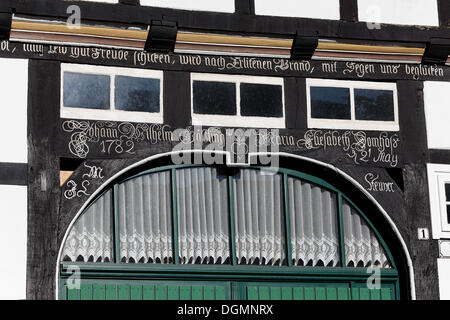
[354,89,394,121]
[307,79,398,131]
[193,81,237,115]
[428,165,450,239]
[310,87,351,120]
[115,76,160,113]
[446,183,450,225]
[446,184,450,201]
[240,83,283,118]
[191,73,285,128]
[447,205,450,225]
[61,64,163,123]
[63,72,110,110]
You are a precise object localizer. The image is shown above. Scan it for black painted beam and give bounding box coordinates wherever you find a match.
[340,0,358,22]
[0,162,27,185]
[119,0,140,5]
[0,12,11,40]
[145,20,178,53]
[235,0,255,15]
[291,35,318,60]
[27,59,61,300]
[422,38,450,65]
[429,149,450,164]
[163,71,191,128]
[438,0,450,27]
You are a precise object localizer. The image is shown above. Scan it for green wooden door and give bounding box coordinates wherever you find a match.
[60,279,397,300]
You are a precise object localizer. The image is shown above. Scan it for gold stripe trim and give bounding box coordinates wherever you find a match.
[177,32,293,48]
[11,21,148,41]
[317,42,425,55]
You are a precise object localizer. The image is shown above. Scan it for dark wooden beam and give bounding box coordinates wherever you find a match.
[235,0,254,15]
[340,0,358,22]
[0,162,27,185]
[429,149,450,164]
[119,0,140,5]
[438,0,450,27]
[26,59,61,300]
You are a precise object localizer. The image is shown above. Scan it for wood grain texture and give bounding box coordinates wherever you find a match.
[26,59,61,300]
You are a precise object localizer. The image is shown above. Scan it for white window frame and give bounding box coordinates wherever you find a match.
[191,73,285,128]
[61,63,163,123]
[306,78,399,131]
[427,164,450,239]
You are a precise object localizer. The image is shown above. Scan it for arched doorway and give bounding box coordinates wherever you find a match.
[57,161,404,300]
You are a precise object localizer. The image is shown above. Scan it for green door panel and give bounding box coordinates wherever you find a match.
[60,279,397,301]
[62,279,231,301]
[240,282,396,301]
[351,282,396,300]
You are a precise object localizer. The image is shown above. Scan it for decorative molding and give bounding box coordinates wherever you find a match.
[9,14,426,63]
[10,17,148,50]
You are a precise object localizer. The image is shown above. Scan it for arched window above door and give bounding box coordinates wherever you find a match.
[61,165,392,269]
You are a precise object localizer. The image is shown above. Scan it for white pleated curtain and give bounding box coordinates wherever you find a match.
[177,167,230,264]
[62,190,112,262]
[61,165,391,269]
[234,169,286,266]
[343,200,390,268]
[288,177,340,267]
[118,171,173,263]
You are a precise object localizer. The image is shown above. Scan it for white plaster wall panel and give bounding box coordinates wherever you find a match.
[0,185,27,300]
[0,58,28,163]
[438,259,450,300]
[423,82,450,150]
[358,0,439,26]
[140,0,235,13]
[255,0,340,20]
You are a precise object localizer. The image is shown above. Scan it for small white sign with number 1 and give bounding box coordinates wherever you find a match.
[418,228,430,240]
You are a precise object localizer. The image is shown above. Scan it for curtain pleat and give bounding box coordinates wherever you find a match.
[234,169,285,266]
[62,190,112,262]
[343,200,390,268]
[288,177,340,267]
[118,171,173,263]
[177,167,230,264]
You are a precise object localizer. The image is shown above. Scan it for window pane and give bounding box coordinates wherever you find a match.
[61,190,113,263]
[63,72,110,109]
[115,76,160,113]
[447,205,450,225]
[193,81,236,115]
[355,89,395,121]
[177,167,230,264]
[118,171,173,264]
[234,169,286,266]
[343,200,391,268]
[446,184,450,201]
[288,177,340,267]
[240,83,283,117]
[310,86,351,119]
